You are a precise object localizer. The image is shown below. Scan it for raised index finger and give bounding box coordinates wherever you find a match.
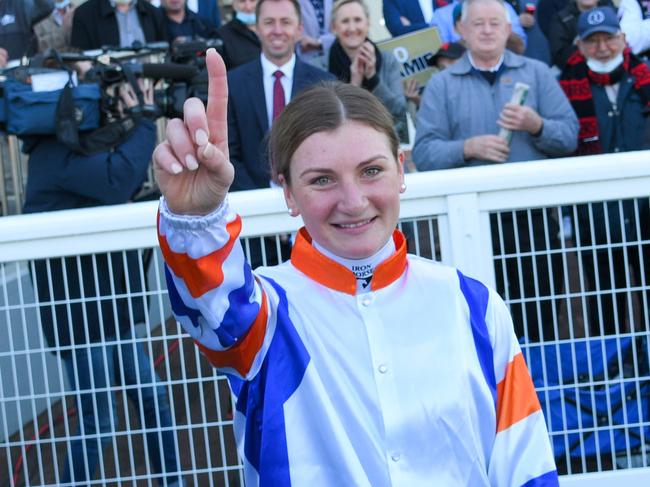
[205,48,229,159]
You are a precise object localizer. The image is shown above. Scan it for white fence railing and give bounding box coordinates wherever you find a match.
[1,152,649,485]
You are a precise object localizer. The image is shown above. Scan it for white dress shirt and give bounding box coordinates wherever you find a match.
[260,53,296,128]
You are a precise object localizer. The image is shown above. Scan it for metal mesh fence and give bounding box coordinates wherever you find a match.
[1,191,649,484]
[491,197,650,476]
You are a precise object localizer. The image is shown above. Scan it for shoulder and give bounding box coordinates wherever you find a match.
[380,50,400,69]
[74,0,98,15]
[506,51,551,76]
[296,60,336,81]
[228,58,260,80]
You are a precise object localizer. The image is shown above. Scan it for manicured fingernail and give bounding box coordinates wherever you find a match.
[202,143,215,159]
[185,153,198,171]
[171,162,183,174]
[195,129,208,146]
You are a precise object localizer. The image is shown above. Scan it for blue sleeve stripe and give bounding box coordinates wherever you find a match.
[520,469,560,487]
[457,270,497,408]
[165,266,202,328]
[215,262,260,347]
[230,277,310,485]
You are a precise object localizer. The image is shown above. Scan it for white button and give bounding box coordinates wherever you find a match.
[378,364,388,374]
[608,111,613,117]
[362,297,372,307]
[391,453,401,462]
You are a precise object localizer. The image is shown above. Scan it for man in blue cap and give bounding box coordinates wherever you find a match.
[560,5,650,155]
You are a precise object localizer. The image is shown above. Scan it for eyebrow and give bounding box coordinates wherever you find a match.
[297,155,390,179]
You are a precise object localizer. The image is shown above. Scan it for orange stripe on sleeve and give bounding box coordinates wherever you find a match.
[158,215,242,298]
[195,289,269,377]
[496,352,541,433]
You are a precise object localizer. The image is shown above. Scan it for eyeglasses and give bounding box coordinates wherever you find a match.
[582,34,623,49]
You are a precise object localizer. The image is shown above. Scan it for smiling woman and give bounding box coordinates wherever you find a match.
[154,49,561,486]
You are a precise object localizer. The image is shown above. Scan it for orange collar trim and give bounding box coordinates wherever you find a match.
[290,228,408,295]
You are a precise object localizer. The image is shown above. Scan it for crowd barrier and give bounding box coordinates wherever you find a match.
[0,152,649,485]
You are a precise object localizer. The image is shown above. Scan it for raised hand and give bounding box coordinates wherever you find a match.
[153,49,234,215]
[358,41,377,79]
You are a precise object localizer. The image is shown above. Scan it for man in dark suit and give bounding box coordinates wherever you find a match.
[227,0,334,192]
[71,0,167,50]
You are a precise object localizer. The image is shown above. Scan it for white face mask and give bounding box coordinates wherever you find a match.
[586,53,624,74]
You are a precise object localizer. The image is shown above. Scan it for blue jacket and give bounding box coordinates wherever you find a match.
[23,120,157,352]
[383,0,430,37]
[591,72,650,154]
[227,58,334,191]
[197,0,221,28]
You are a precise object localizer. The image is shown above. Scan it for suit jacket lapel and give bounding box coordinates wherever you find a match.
[247,60,269,133]
[292,61,309,100]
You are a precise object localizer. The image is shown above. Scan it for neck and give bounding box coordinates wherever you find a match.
[264,52,292,68]
[341,44,360,60]
[472,53,501,70]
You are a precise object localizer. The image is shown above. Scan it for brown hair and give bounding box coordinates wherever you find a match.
[269,82,400,186]
[255,0,301,22]
[330,0,370,25]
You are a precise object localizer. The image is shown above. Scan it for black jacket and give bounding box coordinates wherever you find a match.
[71,0,167,50]
[217,18,261,70]
[548,0,613,69]
[0,0,53,59]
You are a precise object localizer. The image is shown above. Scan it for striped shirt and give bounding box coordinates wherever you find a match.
[158,199,559,486]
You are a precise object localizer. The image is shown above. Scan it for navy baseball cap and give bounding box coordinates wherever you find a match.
[577,7,621,39]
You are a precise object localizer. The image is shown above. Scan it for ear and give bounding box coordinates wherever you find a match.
[397,149,406,185]
[278,174,299,217]
[576,39,587,58]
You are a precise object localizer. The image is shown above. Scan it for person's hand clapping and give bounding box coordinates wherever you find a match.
[358,41,377,80]
[153,49,234,215]
[350,53,365,86]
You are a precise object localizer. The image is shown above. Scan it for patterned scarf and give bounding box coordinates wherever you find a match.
[560,48,650,155]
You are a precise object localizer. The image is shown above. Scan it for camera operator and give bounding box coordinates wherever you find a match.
[161,0,220,44]
[0,0,54,61]
[23,80,183,485]
[71,0,167,51]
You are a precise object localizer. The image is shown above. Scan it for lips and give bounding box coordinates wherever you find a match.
[333,217,375,229]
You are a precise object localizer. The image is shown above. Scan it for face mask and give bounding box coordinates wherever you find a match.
[586,53,624,74]
[236,11,256,25]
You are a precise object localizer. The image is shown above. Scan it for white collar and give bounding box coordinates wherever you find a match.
[313,238,397,293]
[467,52,504,72]
[260,53,296,79]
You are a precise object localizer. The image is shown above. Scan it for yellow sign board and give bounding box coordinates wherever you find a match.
[377,27,443,90]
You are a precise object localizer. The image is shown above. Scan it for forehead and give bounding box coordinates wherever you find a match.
[465,1,507,22]
[259,0,299,20]
[290,121,393,172]
[336,2,367,18]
